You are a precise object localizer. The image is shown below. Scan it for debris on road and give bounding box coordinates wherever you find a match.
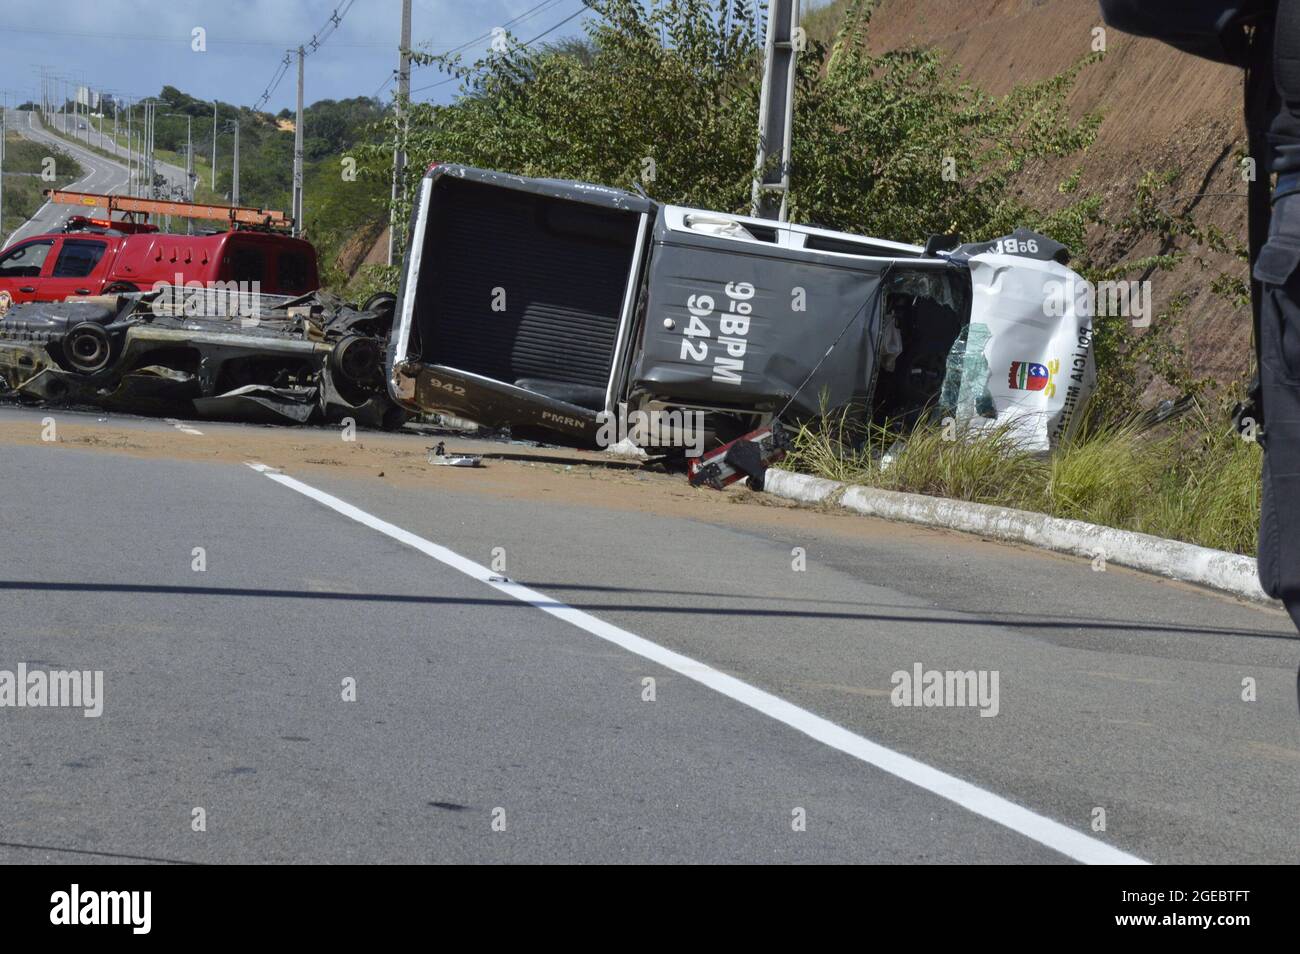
[688,422,791,491]
[428,441,482,466]
[0,291,408,428]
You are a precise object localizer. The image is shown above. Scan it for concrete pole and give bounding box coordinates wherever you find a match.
[292,46,305,236]
[147,101,155,197]
[126,103,133,195]
[751,0,801,221]
[232,120,240,206]
[186,116,194,233]
[211,101,218,190]
[1,97,7,247]
[387,0,412,266]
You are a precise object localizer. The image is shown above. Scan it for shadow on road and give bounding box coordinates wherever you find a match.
[2,579,1293,640]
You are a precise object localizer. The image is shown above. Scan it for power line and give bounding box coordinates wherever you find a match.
[409,1,591,96]
[521,3,590,46]
[373,0,565,102]
[253,0,361,110]
[412,0,567,63]
[255,54,294,112]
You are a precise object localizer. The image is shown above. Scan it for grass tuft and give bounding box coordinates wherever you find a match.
[785,404,1262,555]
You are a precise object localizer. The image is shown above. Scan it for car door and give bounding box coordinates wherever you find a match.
[41,237,112,301]
[0,239,57,311]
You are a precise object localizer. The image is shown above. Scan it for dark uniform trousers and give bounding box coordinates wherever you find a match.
[1255,181,1300,629]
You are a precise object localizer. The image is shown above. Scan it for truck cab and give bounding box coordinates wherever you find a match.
[0,233,116,309]
[0,191,316,312]
[0,225,319,312]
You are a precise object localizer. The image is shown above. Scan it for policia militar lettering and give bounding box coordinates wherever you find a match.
[1101,0,1300,701]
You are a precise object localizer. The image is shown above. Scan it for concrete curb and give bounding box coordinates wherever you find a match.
[763,468,1278,606]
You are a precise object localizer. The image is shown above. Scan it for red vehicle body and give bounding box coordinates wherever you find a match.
[0,225,320,308]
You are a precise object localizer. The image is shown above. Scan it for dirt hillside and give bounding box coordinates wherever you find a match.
[837,0,1252,390]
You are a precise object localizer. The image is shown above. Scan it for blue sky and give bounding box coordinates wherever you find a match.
[0,0,598,112]
[0,0,835,114]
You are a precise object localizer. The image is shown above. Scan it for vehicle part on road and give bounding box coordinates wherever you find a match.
[688,422,790,491]
[388,164,1096,457]
[62,321,113,373]
[428,441,482,466]
[0,291,408,428]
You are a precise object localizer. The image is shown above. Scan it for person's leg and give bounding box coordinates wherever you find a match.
[1253,191,1300,709]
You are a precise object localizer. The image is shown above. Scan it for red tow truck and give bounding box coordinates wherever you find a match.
[0,191,319,311]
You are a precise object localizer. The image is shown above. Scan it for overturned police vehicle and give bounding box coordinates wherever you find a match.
[386,164,1095,455]
[0,289,407,428]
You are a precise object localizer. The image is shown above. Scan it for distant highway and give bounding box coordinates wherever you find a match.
[4,109,193,244]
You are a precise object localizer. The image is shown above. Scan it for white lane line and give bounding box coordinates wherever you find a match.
[164,418,204,436]
[244,461,1148,866]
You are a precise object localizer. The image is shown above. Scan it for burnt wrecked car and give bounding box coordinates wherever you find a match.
[0,289,407,428]
[386,164,1095,454]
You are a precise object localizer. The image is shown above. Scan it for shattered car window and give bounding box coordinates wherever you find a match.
[873,267,970,430]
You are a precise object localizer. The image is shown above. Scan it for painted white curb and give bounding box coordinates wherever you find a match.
[763,468,1278,606]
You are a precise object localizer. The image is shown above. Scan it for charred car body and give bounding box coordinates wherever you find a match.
[0,290,406,427]
[387,164,1096,454]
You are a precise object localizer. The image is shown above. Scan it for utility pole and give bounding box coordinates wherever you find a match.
[751,0,801,221]
[231,119,240,206]
[1,95,7,247]
[141,101,149,196]
[210,101,218,190]
[126,102,134,195]
[387,0,412,266]
[147,100,155,197]
[292,46,305,237]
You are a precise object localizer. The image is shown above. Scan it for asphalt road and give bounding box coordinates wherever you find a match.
[30,110,193,194]
[4,109,134,244]
[0,405,1296,864]
[4,108,197,246]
